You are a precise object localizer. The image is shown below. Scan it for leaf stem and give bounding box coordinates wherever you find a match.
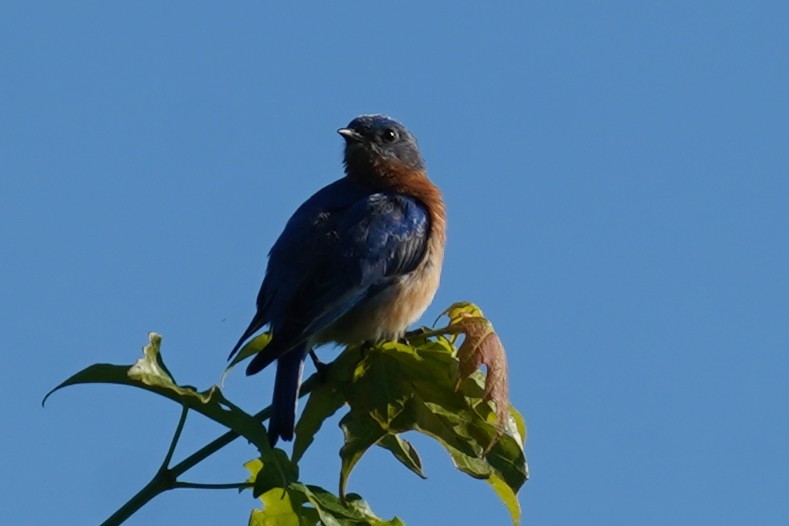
[160,404,188,472]
[174,481,253,490]
[101,374,319,526]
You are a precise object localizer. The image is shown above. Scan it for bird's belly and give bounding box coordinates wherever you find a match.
[319,260,441,345]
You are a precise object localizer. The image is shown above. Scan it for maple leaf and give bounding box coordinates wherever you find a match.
[436,302,511,451]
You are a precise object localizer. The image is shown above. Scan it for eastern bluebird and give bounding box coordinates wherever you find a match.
[230,114,446,446]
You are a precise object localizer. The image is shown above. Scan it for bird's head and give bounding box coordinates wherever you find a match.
[338,114,425,179]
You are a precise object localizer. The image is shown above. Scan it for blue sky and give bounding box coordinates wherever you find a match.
[2,2,788,524]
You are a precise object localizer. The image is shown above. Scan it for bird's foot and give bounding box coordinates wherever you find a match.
[401,327,428,347]
[359,341,376,359]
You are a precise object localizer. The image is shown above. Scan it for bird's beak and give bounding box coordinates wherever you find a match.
[337,128,364,143]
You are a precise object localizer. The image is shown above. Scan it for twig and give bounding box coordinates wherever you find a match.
[100,374,319,526]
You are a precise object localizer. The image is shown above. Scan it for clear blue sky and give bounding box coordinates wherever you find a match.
[3,2,788,524]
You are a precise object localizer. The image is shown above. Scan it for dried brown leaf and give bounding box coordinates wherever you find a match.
[440,303,511,451]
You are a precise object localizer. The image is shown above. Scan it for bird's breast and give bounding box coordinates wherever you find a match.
[319,237,444,345]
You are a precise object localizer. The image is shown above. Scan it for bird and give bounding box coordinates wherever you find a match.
[229,114,446,446]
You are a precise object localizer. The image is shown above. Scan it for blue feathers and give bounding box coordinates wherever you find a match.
[241,184,430,373]
[231,115,442,446]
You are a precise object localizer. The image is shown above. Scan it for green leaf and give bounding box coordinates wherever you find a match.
[44,333,271,455]
[488,473,522,526]
[509,406,528,450]
[290,484,404,526]
[253,448,300,498]
[56,302,527,525]
[223,332,272,384]
[249,486,313,526]
[341,493,405,526]
[244,457,264,482]
[326,306,528,525]
[377,434,426,480]
[246,460,402,525]
[291,347,360,464]
[292,384,344,464]
[339,407,388,498]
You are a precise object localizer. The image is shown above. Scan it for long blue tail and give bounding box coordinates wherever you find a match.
[267,344,307,446]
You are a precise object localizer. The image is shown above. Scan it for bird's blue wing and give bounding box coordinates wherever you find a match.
[258,179,372,326]
[299,193,429,336]
[229,178,371,358]
[244,192,429,371]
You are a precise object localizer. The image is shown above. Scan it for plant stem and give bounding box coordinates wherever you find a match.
[101,374,319,526]
[100,471,173,526]
[160,404,188,471]
[174,481,254,490]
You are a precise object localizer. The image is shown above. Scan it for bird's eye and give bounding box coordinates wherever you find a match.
[381,128,397,143]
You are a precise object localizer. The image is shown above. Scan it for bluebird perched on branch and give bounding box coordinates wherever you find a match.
[229,114,446,446]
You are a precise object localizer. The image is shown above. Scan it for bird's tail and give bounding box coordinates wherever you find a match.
[267,344,308,446]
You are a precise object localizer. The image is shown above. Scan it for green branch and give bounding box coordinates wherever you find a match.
[174,481,253,490]
[100,374,319,526]
[50,303,527,525]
